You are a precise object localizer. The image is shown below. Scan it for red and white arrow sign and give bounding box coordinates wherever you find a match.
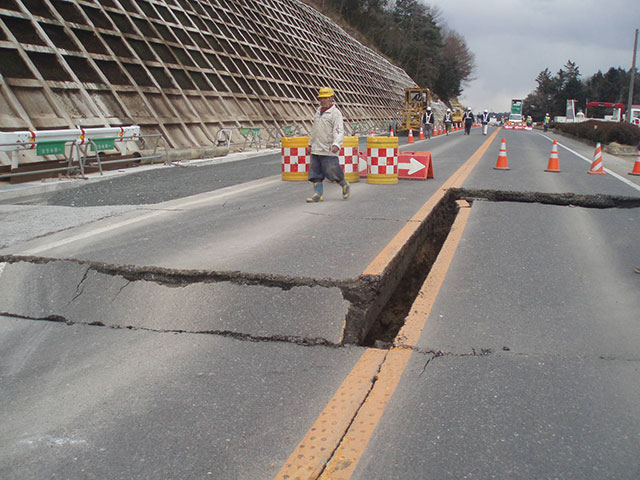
[398,156,425,175]
[397,151,433,179]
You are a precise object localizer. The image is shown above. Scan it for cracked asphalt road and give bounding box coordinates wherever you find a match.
[1,129,640,479]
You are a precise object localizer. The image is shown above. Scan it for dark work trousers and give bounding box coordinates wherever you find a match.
[308,154,345,183]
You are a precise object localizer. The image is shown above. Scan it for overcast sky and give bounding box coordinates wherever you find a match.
[433,0,640,113]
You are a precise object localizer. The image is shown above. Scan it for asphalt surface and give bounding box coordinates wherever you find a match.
[1,127,639,479]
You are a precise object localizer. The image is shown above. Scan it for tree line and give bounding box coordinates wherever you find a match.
[302,0,475,102]
[523,60,640,122]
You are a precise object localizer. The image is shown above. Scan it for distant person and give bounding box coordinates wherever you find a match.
[443,108,453,135]
[526,115,533,127]
[307,87,349,203]
[462,107,474,135]
[422,106,435,139]
[479,109,490,135]
[544,113,550,132]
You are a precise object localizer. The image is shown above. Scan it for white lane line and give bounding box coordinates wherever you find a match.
[537,132,640,192]
[18,177,282,255]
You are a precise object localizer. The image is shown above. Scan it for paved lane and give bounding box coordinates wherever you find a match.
[0,130,487,479]
[338,130,640,479]
[3,127,638,479]
[0,316,365,479]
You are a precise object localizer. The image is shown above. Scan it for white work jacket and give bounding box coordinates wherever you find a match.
[309,105,344,157]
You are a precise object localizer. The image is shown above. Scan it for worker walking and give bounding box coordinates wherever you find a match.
[544,113,550,132]
[479,109,490,135]
[307,87,349,203]
[443,108,453,135]
[462,107,474,135]
[422,106,435,139]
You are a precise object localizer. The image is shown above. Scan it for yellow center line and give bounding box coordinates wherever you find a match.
[363,128,500,276]
[274,130,500,480]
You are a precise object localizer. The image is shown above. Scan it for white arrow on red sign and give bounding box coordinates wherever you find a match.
[398,156,425,175]
[397,151,433,179]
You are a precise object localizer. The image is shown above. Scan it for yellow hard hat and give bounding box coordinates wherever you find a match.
[318,87,334,98]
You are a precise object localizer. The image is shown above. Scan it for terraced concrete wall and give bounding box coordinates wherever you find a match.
[0,0,414,160]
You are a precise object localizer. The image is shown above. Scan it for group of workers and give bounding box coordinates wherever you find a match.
[422,106,491,136]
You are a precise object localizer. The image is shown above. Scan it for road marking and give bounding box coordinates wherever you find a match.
[274,132,497,479]
[363,128,500,276]
[318,204,471,480]
[537,133,640,192]
[17,177,281,255]
[274,349,387,479]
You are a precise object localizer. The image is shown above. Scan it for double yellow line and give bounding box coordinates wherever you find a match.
[276,130,500,479]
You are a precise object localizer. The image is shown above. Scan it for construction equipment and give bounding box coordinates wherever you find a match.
[451,103,464,123]
[398,86,431,133]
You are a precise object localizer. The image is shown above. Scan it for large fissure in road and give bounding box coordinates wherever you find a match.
[357,188,640,347]
[1,189,637,347]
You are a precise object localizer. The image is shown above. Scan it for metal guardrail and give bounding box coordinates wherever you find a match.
[216,124,304,152]
[0,127,169,180]
[82,133,169,175]
[0,138,84,179]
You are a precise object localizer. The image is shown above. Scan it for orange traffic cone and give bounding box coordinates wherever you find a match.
[390,128,394,136]
[629,151,640,176]
[370,127,374,136]
[588,142,605,175]
[419,125,424,140]
[408,129,414,143]
[545,140,560,172]
[494,138,509,170]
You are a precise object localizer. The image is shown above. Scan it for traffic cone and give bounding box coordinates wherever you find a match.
[390,128,394,136]
[370,127,374,136]
[545,140,560,172]
[629,151,640,176]
[419,125,424,140]
[494,138,509,170]
[408,129,414,143]
[588,142,605,175]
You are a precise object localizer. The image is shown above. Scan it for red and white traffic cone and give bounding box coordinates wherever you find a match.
[408,129,414,143]
[494,138,509,170]
[630,151,640,176]
[588,142,605,175]
[419,124,424,140]
[545,140,560,172]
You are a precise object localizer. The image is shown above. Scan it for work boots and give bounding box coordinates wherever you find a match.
[306,182,324,203]
[341,180,350,199]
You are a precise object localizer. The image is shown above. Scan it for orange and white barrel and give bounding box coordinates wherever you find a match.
[366,136,398,184]
[281,136,309,181]
[340,136,360,183]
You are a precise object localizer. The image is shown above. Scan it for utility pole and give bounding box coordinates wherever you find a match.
[626,28,638,123]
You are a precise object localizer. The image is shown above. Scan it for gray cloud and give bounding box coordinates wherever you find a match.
[433,0,640,111]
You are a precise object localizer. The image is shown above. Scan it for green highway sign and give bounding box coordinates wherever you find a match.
[91,138,116,151]
[36,141,66,156]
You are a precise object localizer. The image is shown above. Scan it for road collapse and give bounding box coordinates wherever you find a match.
[0,189,638,348]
